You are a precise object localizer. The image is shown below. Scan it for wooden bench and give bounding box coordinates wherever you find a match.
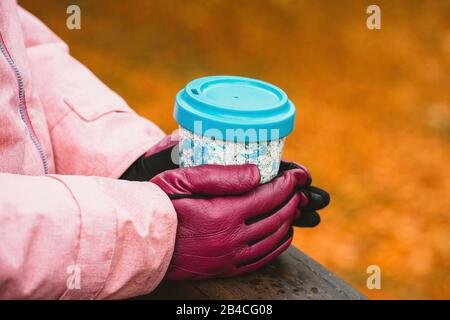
[136,246,366,300]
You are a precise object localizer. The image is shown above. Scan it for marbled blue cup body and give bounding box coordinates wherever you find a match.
[179,127,285,183]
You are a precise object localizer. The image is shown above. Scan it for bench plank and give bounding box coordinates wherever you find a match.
[136,246,366,300]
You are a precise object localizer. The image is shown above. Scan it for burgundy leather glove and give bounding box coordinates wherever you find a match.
[150,163,311,280]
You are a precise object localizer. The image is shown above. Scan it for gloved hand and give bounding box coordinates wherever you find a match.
[120,133,179,181]
[150,163,314,280]
[278,161,330,227]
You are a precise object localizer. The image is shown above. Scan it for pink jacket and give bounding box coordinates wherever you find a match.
[0,1,177,299]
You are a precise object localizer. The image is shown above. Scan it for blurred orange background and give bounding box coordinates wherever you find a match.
[20,0,450,299]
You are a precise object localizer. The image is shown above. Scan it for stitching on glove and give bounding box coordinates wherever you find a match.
[244,190,296,225]
[168,193,214,200]
[236,227,293,268]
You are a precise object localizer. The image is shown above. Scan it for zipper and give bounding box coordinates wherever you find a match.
[0,32,49,174]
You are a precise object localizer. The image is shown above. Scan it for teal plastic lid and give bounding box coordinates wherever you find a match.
[174,76,296,142]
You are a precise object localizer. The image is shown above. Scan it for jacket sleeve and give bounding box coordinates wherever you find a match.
[0,173,177,299]
[18,7,165,178]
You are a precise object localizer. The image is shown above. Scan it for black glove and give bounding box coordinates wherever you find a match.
[278,161,330,228]
[120,135,179,181]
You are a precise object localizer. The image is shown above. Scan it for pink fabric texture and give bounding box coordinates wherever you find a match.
[0,1,177,299]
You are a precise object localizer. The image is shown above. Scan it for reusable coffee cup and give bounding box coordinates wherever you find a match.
[174,75,296,183]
